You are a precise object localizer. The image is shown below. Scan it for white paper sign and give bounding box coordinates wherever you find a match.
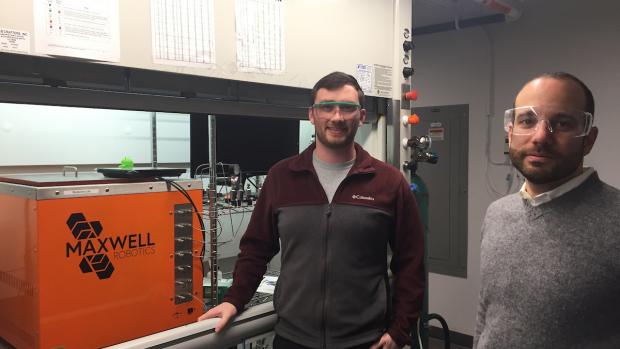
[0,28,31,54]
[33,0,120,62]
[356,63,373,95]
[356,63,393,98]
[373,64,392,98]
[151,0,216,67]
[236,0,285,73]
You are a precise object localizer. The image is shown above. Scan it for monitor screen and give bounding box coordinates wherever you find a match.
[190,114,300,177]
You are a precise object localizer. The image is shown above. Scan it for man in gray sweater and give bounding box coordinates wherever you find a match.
[475,72,620,348]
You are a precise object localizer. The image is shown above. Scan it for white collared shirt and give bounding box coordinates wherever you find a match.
[519,167,595,207]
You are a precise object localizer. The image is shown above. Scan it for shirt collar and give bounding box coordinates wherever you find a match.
[312,151,355,170]
[519,167,595,206]
[289,142,375,175]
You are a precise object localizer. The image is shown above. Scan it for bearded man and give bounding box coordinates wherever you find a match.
[200,72,425,349]
[474,72,620,349]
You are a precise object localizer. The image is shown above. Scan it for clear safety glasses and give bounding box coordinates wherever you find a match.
[504,105,593,137]
[312,101,361,117]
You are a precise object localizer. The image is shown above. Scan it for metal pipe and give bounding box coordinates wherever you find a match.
[207,114,218,306]
[412,0,521,36]
[413,14,506,36]
[151,112,158,168]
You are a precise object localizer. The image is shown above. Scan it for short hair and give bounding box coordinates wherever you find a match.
[535,72,595,115]
[310,72,365,108]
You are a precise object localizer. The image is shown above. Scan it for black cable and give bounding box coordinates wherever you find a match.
[156,177,207,279]
[233,204,246,238]
[215,163,237,239]
[424,313,451,349]
[170,180,207,278]
[168,180,206,248]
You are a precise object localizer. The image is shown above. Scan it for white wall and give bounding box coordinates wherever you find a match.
[413,0,620,336]
[0,0,395,92]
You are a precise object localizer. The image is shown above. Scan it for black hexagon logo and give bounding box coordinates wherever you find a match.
[79,257,93,273]
[85,254,115,279]
[66,213,103,240]
[67,212,114,280]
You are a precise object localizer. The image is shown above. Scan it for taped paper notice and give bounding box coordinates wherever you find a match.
[373,64,392,98]
[356,64,373,95]
[151,0,216,67]
[236,0,284,73]
[0,28,30,54]
[33,0,120,62]
[355,63,392,98]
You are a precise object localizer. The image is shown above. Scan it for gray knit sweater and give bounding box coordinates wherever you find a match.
[475,172,620,349]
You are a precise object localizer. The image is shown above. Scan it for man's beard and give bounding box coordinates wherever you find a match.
[509,144,584,185]
[315,123,358,149]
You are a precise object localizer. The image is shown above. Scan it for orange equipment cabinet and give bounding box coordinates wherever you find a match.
[0,173,204,349]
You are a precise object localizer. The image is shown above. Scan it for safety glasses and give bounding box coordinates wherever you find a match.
[504,106,593,137]
[312,101,361,117]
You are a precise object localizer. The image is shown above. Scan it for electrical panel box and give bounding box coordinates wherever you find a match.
[0,173,203,349]
[410,104,469,278]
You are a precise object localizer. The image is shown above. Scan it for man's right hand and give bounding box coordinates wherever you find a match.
[197,302,238,333]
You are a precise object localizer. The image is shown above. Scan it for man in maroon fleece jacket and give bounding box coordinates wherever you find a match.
[199,72,424,349]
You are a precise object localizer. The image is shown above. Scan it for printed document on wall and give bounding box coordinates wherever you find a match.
[151,0,216,67]
[236,0,284,73]
[0,28,31,54]
[373,64,392,98]
[356,64,373,96]
[33,0,120,62]
[355,63,392,98]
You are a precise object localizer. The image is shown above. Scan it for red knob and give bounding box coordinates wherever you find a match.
[407,114,420,125]
[404,90,418,101]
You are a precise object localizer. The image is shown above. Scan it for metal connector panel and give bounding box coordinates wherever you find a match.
[174,203,194,304]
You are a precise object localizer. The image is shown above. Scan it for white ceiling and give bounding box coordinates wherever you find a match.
[412,0,525,28]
